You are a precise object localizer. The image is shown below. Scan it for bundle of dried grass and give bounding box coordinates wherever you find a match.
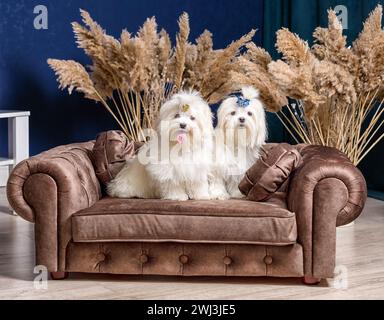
[240,5,384,165]
[48,9,254,141]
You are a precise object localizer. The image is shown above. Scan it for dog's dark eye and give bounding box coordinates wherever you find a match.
[248,111,253,116]
[174,113,180,119]
[190,115,196,121]
[231,111,236,116]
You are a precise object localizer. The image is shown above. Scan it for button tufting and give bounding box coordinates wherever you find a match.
[96,253,106,262]
[264,255,273,265]
[223,256,232,265]
[179,255,189,264]
[140,254,149,264]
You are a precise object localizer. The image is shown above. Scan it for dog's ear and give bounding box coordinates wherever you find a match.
[158,97,177,123]
[216,103,225,129]
[191,94,214,131]
[254,122,268,146]
[216,97,234,129]
[202,102,214,131]
[252,106,268,146]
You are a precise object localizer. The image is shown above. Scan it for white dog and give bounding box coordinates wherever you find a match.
[210,86,267,199]
[107,90,214,201]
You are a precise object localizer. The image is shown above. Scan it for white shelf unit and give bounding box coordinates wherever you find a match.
[0,110,30,214]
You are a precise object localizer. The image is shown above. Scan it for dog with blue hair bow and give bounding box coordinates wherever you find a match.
[210,86,267,199]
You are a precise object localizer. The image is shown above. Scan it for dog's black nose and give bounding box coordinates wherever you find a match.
[239,117,245,123]
[180,123,187,129]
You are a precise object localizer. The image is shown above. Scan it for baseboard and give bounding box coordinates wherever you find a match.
[0,167,8,187]
[368,190,384,201]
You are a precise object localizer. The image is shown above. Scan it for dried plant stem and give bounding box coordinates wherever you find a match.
[312,117,326,146]
[116,90,135,139]
[93,91,127,135]
[359,116,384,154]
[128,91,145,141]
[358,102,383,146]
[115,89,138,141]
[111,96,128,133]
[357,107,383,154]
[279,93,383,165]
[138,93,152,129]
[335,102,350,149]
[275,112,300,144]
[357,132,384,164]
[278,109,310,143]
[286,105,312,143]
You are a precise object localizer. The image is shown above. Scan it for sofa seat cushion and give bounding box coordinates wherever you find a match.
[72,197,297,245]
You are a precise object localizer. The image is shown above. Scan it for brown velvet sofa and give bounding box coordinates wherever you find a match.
[6,141,367,284]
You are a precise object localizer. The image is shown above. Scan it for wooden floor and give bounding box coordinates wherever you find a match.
[0,187,383,300]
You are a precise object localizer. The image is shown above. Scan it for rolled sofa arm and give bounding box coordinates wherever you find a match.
[7,141,101,271]
[288,145,367,278]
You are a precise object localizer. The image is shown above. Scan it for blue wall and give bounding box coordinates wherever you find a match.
[0,0,265,155]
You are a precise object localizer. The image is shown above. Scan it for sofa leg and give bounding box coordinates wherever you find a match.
[50,272,69,280]
[302,276,321,285]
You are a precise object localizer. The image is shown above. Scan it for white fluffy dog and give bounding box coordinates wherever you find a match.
[210,86,267,199]
[107,90,214,201]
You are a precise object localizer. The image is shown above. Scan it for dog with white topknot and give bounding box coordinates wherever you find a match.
[107,90,214,201]
[210,86,267,199]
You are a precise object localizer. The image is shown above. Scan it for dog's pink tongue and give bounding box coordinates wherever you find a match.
[177,132,187,145]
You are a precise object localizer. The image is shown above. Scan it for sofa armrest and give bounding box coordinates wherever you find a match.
[288,145,367,277]
[7,141,101,271]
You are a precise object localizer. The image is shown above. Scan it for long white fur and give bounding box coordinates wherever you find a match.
[107,90,214,200]
[210,86,267,199]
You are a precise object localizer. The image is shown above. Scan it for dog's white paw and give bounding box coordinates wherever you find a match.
[190,193,211,200]
[210,190,231,200]
[216,193,231,200]
[163,194,189,201]
[229,189,245,199]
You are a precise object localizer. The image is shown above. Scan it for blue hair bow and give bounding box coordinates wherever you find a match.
[235,95,250,108]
